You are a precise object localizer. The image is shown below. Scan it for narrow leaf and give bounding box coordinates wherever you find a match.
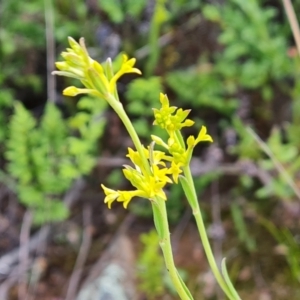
[175,269,194,300]
[221,258,241,300]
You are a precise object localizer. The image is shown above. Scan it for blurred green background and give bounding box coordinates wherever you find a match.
[1,0,300,299]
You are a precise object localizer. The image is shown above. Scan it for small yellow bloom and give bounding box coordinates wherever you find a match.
[61,52,85,68]
[153,93,194,134]
[63,86,81,97]
[195,126,213,143]
[109,54,142,92]
[152,165,172,185]
[151,149,171,165]
[101,184,119,209]
[63,86,101,97]
[53,37,141,101]
[169,161,183,184]
[120,55,142,75]
[151,135,169,149]
[126,147,146,170]
[117,190,140,208]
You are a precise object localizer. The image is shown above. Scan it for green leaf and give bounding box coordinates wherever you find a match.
[69,112,90,129]
[202,5,221,22]
[60,160,81,179]
[68,137,90,155]
[179,175,196,209]
[126,77,162,116]
[152,201,164,239]
[19,186,43,207]
[97,0,124,23]
[175,269,194,300]
[230,203,256,252]
[76,154,95,174]
[221,258,241,300]
[33,201,69,225]
[125,0,147,18]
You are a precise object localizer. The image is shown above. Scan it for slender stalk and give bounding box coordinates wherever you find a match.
[106,93,151,175]
[108,84,239,298]
[106,93,190,299]
[183,166,239,300]
[155,199,192,300]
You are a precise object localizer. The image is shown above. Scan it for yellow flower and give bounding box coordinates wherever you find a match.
[101,185,144,209]
[126,147,148,174]
[117,190,141,208]
[151,135,169,149]
[63,86,100,97]
[53,37,141,100]
[109,55,142,92]
[153,93,194,135]
[101,184,120,209]
[169,161,183,184]
[152,164,172,185]
[101,145,176,209]
[195,126,213,143]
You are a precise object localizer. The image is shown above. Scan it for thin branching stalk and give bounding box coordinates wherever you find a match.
[18,211,33,300]
[65,205,92,300]
[182,166,240,300]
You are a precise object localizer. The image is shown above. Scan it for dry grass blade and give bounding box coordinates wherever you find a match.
[65,205,92,300]
[18,211,33,300]
[44,0,56,102]
[282,0,300,56]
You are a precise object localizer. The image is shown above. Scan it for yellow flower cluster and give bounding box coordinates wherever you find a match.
[52,37,141,99]
[152,93,213,167]
[153,93,194,133]
[102,95,213,209]
[101,146,174,208]
[53,37,213,210]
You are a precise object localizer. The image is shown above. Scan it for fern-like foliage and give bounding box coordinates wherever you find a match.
[203,0,293,92]
[5,98,106,224]
[232,118,300,201]
[166,66,238,115]
[0,88,14,142]
[6,102,69,224]
[67,96,106,175]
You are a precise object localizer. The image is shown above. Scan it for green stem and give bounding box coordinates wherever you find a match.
[106,93,151,175]
[183,166,239,300]
[106,93,191,299]
[154,198,192,300]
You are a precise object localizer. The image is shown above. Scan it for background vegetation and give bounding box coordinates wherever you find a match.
[1,0,300,299]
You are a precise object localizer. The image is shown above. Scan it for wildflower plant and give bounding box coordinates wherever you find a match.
[53,37,241,300]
